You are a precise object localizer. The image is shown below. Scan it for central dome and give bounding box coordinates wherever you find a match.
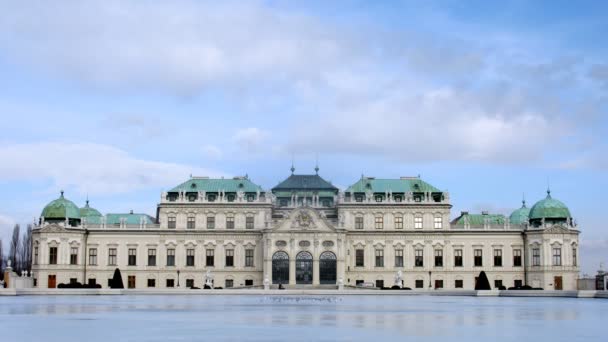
[529,190,571,220]
[41,191,81,220]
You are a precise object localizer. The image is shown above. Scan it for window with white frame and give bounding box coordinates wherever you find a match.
[226,215,235,229]
[168,216,176,229]
[395,249,404,267]
[394,216,403,229]
[207,216,215,229]
[414,216,423,229]
[532,248,540,266]
[552,247,562,266]
[187,216,195,229]
[375,216,383,229]
[355,216,364,229]
[246,216,254,229]
[434,216,443,229]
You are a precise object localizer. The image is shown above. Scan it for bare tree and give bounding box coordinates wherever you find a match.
[0,238,4,280]
[9,224,21,273]
[20,225,33,273]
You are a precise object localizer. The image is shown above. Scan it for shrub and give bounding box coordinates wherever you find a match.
[475,271,491,290]
[110,268,124,289]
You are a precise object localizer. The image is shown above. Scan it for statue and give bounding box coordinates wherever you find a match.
[394,270,403,288]
[204,270,214,288]
[263,276,270,290]
[338,278,344,291]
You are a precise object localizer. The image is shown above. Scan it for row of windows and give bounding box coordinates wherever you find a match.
[354,216,441,229]
[43,247,254,267]
[168,216,254,229]
[169,193,259,203]
[361,279,522,289]
[353,247,577,268]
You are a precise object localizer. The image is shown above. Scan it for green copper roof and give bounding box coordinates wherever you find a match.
[41,191,81,220]
[80,200,102,218]
[169,177,264,193]
[346,177,441,193]
[452,213,506,225]
[272,174,338,191]
[273,190,336,197]
[509,200,531,225]
[105,213,155,225]
[529,191,571,220]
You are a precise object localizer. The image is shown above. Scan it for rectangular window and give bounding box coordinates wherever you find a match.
[434,217,443,229]
[225,279,234,288]
[70,278,77,284]
[148,249,156,266]
[89,248,97,266]
[514,279,523,288]
[474,249,483,267]
[245,279,253,286]
[414,217,423,229]
[415,249,424,267]
[454,249,463,267]
[168,216,176,229]
[245,249,254,267]
[572,248,577,266]
[225,249,234,267]
[128,276,136,289]
[435,280,444,289]
[226,216,235,229]
[494,280,503,289]
[355,217,364,229]
[34,246,39,265]
[108,248,117,266]
[186,279,194,288]
[147,279,156,288]
[513,249,522,267]
[375,195,383,203]
[455,279,464,288]
[187,216,195,229]
[375,216,383,229]
[166,279,174,288]
[355,249,364,267]
[375,249,384,267]
[355,196,363,202]
[207,216,215,229]
[532,248,540,266]
[394,249,404,267]
[434,250,443,267]
[494,249,502,267]
[49,247,58,265]
[167,248,175,266]
[415,279,424,288]
[394,216,403,229]
[394,196,402,202]
[128,248,137,266]
[206,249,214,267]
[70,247,78,265]
[246,216,254,229]
[186,249,195,266]
[375,280,384,288]
[552,247,562,266]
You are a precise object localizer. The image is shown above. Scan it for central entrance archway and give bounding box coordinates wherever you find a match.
[319,251,337,284]
[272,251,289,285]
[296,251,313,284]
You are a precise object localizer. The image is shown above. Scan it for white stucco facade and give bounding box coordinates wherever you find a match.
[31,174,580,291]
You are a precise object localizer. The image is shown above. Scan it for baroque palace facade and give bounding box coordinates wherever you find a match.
[31,169,580,290]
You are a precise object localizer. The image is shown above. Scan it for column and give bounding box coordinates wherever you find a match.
[289,258,296,285]
[313,258,320,285]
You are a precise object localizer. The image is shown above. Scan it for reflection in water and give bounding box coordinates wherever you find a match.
[0,295,605,341]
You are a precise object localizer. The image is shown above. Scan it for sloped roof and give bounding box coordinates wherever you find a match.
[509,201,531,225]
[529,191,571,220]
[346,177,441,193]
[105,213,156,225]
[169,177,264,193]
[452,213,506,225]
[41,191,81,220]
[272,174,338,191]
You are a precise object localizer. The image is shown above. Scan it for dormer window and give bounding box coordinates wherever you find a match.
[322,200,330,207]
[394,196,402,202]
[414,196,421,202]
[188,195,196,202]
[247,195,254,202]
[280,199,288,207]
[227,195,235,202]
[375,196,382,203]
[208,194,216,202]
[190,183,197,189]
[355,196,363,202]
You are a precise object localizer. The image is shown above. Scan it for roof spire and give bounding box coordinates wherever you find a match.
[60,190,64,198]
[314,154,319,175]
[86,193,90,207]
[290,156,295,174]
[522,193,526,208]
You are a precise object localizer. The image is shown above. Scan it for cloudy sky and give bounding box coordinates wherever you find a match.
[0,0,606,273]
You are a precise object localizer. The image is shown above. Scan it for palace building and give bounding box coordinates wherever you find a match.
[31,168,580,290]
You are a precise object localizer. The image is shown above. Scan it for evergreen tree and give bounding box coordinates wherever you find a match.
[475,271,491,290]
[110,268,124,289]
[0,238,4,280]
[20,225,33,273]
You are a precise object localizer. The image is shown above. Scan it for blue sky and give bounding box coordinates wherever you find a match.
[0,0,607,273]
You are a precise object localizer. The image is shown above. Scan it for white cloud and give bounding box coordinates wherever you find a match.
[0,142,224,195]
[201,145,222,159]
[233,128,269,154]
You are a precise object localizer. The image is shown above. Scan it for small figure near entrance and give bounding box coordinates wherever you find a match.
[394,270,403,288]
[204,270,214,289]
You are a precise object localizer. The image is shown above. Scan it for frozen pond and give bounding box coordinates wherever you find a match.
[1,295,606,341]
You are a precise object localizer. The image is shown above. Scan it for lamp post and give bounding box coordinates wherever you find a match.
[428,271,432,289]
[177,269,180,288]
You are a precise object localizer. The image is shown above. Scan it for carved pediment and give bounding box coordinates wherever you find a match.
[39,223,69,233]
[273,208,336,232]
[544,225,571,234]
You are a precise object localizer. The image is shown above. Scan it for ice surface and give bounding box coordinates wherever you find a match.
[1,295,606,341]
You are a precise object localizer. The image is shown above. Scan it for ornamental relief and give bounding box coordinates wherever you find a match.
[275,240,287,248]
[299,240,311,247]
